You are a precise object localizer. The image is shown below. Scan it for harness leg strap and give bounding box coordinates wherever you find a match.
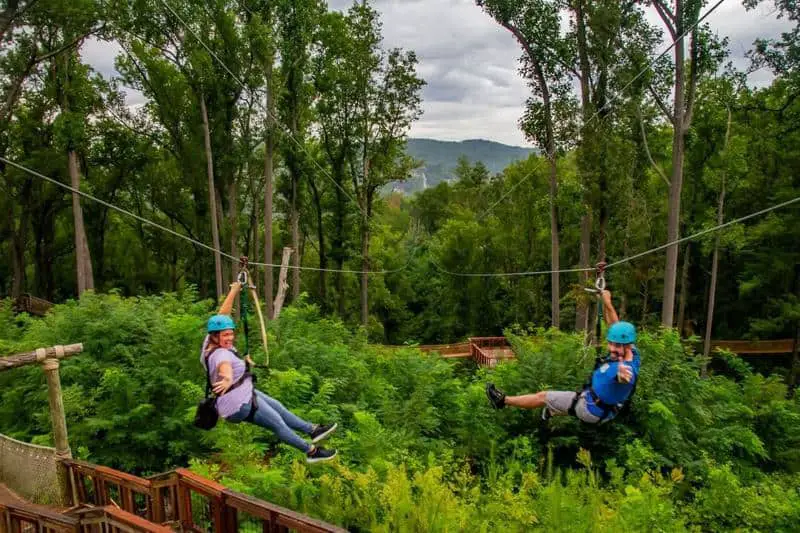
[567,390,583,417]
[243,393,259,422]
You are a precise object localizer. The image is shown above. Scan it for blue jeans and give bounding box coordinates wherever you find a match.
[226,390,313,452]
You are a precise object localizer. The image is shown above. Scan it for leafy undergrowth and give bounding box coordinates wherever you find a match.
[2,294,799,531]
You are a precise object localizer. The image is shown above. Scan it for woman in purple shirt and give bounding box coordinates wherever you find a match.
[202,282,337,463]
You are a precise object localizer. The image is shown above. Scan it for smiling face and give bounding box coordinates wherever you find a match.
[607,341,628,360]
[211,329,235,349]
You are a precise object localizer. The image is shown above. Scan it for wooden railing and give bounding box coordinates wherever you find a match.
[62,459,346,533]
[417,342,471,358]
[0,498,79,533]
[418,337,515,367]
[70,506,173,533]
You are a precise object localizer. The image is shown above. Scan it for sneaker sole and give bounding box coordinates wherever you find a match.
[485,385,504,409]
[311,423,338,444]
[306,451,337,464]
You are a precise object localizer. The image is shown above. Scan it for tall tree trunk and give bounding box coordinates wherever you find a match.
[789,264,800,396]
[576,213,591,332]
[789,321,799,397]
[529,55,559,328]
[11,226,26,298]
[200,95,224,299]
[702,107,731,375]
[498,22,560,327]
[263,111,274,319]
[33,202,56,300]
[215,187,228,283]
[291,173,300,300]
[334,175,346,318]
[677,242,691,336]
[361,210,370,328]
[548,157,560,328]
[170,220,178,292]
[307,177,327,308]
[360,161,371,328]
[661,0,697,328]
[68,151,94,296]
[573,1,592,333]
[662,128,685,327]
[229,178,238,261]
[597,173,608,263]
[641,280,649,324]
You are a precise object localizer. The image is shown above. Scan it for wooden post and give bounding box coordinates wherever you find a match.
[0,343,83,371]
[41,347,73,506]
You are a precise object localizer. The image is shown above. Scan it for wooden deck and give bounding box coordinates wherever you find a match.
[417,337,797,363]
[710,339,795,355]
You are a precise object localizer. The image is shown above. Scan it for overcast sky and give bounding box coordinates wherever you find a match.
[82,0,793,147]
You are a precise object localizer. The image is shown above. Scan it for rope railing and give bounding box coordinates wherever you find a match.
[0,433,62,505]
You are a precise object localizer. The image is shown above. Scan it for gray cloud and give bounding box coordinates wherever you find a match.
[82,0,794,147]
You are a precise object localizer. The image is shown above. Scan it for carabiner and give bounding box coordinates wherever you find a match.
[593,261,607,293]
[595,275,606,291]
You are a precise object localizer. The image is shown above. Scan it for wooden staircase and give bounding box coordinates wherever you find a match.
[0,459,345,533]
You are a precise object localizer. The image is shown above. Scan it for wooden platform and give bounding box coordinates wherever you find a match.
[710,339,795,355]
[418,337,797,363]
[419,337,514,367]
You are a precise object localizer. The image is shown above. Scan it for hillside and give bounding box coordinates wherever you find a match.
[396,138,537,193]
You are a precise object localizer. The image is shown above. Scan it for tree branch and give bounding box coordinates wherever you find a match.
[683,28,699,131]
[0,50,36,127]
[637,105,670,187]
[652,0,677,38]
[648,84,675,125]
[35,26,103,64]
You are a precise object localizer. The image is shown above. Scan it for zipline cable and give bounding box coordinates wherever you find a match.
[429,194,800,277]
[5,156,798,279]
[605,195,800,269]
[0,156,408,275]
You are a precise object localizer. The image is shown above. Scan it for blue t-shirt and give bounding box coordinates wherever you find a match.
[585,347,641,417]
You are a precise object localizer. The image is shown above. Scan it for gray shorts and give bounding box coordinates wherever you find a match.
[545,390,602,424]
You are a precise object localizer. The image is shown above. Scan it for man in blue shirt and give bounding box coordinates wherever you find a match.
[486,290,640,424]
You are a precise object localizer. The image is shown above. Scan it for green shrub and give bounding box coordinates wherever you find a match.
[2,294,799,530]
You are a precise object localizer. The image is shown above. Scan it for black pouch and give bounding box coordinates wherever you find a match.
[194,349,220,430]
[194,396,218,430]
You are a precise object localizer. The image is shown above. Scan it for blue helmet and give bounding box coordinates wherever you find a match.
[607,321,636,344]
[207,314,235,333]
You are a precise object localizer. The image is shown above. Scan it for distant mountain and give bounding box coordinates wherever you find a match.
[393,138,537,194]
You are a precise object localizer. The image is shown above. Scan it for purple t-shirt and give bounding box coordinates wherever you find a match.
[199,335,253,418]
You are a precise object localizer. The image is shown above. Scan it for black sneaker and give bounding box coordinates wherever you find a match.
[309,423,338,444]
[306,446,337,464]
[486,383,506,409]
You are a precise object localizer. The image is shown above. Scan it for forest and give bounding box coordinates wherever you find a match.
[2,0,800,530]
[1,0,799,350]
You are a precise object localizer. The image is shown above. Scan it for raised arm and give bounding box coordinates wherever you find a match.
[601,290,619,325]
[217,282,242,315]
